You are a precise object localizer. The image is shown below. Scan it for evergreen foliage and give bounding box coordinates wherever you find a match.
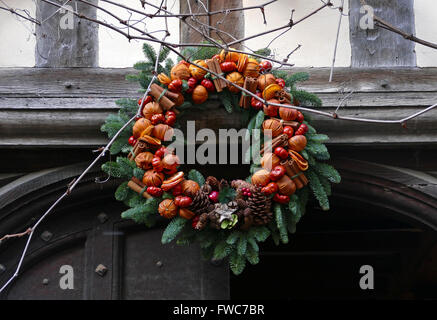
[100,45,340,275]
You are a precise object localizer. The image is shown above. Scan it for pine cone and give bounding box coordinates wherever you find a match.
[236,198,248,209]
[201,183,212,194]
[189,190,213,215]
[205,176,220,191]
[247,186,272,225]
[219,179,229,190]
[231,179,253,192]
[195,213,209,230]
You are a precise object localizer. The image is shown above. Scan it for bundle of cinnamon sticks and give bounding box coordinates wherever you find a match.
[149,83,176,111]
[260,134,288,155]
[206,58,227,92]
[128,140,148,160]
[239,77,258,109]
[127,177,152,199]
[275,89,292,104]
[281,159,308,189]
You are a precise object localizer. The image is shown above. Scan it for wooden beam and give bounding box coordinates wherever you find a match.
[35,0,99,67]
[349,0,416,67]
[1,67,437,147]
[179,0,244,49]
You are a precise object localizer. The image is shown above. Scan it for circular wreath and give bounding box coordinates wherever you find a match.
[101,44,341,275]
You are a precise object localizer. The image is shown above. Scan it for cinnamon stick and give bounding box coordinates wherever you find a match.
[290,160,308,187]
[206,58,226,92]
[281,159,304,189]
[239,77,257,109]
[128,140,148,160]
[150,83,175,111]
[260,134,288,155]
[127,179,152,199]
[272,118,300,130]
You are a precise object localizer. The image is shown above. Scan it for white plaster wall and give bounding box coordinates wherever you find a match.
[414,0,437,67]
[0,0,36,67]
[0,0,436,67]
[243,0,351,67]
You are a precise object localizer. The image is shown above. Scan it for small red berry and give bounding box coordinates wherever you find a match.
[295,123,308,136]
[151,113,165,125]
[201,79,215,92]
[297,112,304,123]
[138,96,152,108]
[192,216,200,229]
[209,191,219,203]
[283,126,294,138]
[172,183,183,196]
[259,60,272,73]
[128,136,136,146]
[276,78,285,88]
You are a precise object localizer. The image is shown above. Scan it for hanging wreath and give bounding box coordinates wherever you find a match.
[101,44,341,275]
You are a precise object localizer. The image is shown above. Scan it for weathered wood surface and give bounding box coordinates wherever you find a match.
[1,67,437,147]
[349,0,416,67]
[35,0,99,67]
[180,0,244,49]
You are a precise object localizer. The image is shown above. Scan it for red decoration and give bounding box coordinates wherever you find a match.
[154,146,167,159]
[128,136,137,146]
[147,186,163,197]
[275,78,285,88]
[220,62,237,73]
[192,216,200,229]
[152,157,164,172]
[168,79,183,92]
[261,182,279,195]
[201,79,215,92]
[283,126,294,138]
[273,193,290,204]
[259,60,272,73]
[274,147,288,160]
[172,183,183,196]
[138,96,152,108]
[209,191,219,203]
[269,165,286,181]
[165,110,177,126]
[174,196,193,207]
[151,113,165,125]
[186,77,197,93]
[295,123,308,136]
[297,111,304,123]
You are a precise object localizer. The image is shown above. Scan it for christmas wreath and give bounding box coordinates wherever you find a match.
[101,44,341,275]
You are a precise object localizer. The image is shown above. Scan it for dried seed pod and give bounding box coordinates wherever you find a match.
[258,73,276,91]
[262,119,283,137]
[192,85,208,104]
[243,58,260,78]
[142,102,163,120]
[159,199,178,219]
[288,135,307,152]
[189,59,208,80]
[279,106,298,121]
[260,153,281,171]
[152,124,174,141]
[132,118,152,139]
[181,180,200,197]
[170,63,191,81]
[142,169,165,187]
[276,175,296,196]
[220,49,240,63]
[226,72,244,93]
[251,169,271,187]
[134,152,154,170]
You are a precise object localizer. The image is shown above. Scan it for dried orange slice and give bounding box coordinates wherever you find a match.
[289,150,309,171]
[262,83,282,101]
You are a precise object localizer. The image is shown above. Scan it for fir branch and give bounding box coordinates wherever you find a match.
[274,204,289,244]
[307,169,330,211]
[188,169,205,186]
[230,252,246,275]
[162,217,187,244]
